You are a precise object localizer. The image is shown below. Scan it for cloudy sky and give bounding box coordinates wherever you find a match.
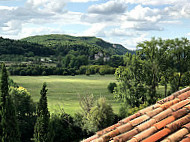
[0,0,190,50]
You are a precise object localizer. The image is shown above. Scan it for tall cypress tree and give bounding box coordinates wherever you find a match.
[34,82,50,142]
[0,63,20,142]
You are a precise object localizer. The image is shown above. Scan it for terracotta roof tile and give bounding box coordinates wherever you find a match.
[142,128,171,142]
[112,128,139,142]
[132,126,157,141]
[183,122,190,132]
[138,105,155,115]
[119,112,141,124]
[100,128,120,142]
[129,115,150,127]
[180,137,190,142]
[96,112,142,137]
[152,108,173,122]
[166,113,190,132]
[136,119,156,132]
[83,87,190,142]
[180,87,190,93]
[161,128,189,142]
[172,108,189,119]
[170,99,190,111]
[160,98,180,110]
[154,115,176,130]
[117,123,133,133]
[177,91,190,100]
[96,123,121,137]
[145,107,163,117]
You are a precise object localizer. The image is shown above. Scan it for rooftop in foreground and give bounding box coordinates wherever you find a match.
[83,87,190,142]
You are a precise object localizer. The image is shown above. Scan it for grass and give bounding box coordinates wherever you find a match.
[10,75,121,115]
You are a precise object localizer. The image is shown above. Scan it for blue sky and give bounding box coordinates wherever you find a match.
[0,0,190,50]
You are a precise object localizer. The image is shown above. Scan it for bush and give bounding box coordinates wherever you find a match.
[107,82,117,93]
[90,98,115,131]
[99,68,105,75]
[85,69,91,76]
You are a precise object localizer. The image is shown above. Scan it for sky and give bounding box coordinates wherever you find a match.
[0,0,190,50]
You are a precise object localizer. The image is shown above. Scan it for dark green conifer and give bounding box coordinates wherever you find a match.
[34,82,50,142]
[0,63,20,142]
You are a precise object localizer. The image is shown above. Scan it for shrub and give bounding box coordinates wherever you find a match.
[85,69,91,76]
[107,82,117,93]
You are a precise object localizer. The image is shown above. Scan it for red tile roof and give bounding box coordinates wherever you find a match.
[82,87,190,142]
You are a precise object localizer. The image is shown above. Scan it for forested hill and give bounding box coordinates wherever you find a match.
[22,34,135,55]
[0,37,54,56]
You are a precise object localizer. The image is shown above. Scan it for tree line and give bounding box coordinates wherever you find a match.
[8,64,116,76]
[114,37,190,117]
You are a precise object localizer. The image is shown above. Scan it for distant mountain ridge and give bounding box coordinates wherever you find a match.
[22,34,135,55]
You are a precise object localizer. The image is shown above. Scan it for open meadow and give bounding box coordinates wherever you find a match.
[10,75,121,115]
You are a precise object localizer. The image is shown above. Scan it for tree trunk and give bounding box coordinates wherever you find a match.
[165,84,167,97]
[177,73,182,91]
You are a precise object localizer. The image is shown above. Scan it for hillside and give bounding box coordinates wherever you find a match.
[0,35,135,74]
[0,37,54,56]
[22,34,135,55]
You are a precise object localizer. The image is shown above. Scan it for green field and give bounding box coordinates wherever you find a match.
[10,75,121,115]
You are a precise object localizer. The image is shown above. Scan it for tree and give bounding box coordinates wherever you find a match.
[49,110,82,142]
[10,86,36,142]
[77,95,115,134]
[158,38,174,97]
[137,38,161,104]
[168,38,190,91]
[34,83,50,142]
[114,53,147,107]
[90,97,115,131]
[0,63,20,142]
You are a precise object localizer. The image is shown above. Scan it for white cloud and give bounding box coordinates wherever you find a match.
[82,23,106,37]
[107,28,140,37]
[127,5,161,22]
[0,6,16,10]
[120,0,187,6]
[88,1,127,15]
[0,0,82,38]
[26,0,67,13]
[122,33,149,50]
[69,0,98,2]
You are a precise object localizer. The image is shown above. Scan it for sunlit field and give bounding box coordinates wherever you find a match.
[11,75,121,115]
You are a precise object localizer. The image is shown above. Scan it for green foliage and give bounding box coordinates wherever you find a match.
[77,95,115,134]
[0,37,54,56]
[114,54,147,107]
[119,103,148,118]
[0,63,20,142]
[115,37,190,110]
[34,83,50,142]
[107,82,117,93]
[137,38,161,104]
[10,87,36,142]
[108,55,124,67]
[90,98,115,131]
[22,34,132,56]
[49,110,82,142]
